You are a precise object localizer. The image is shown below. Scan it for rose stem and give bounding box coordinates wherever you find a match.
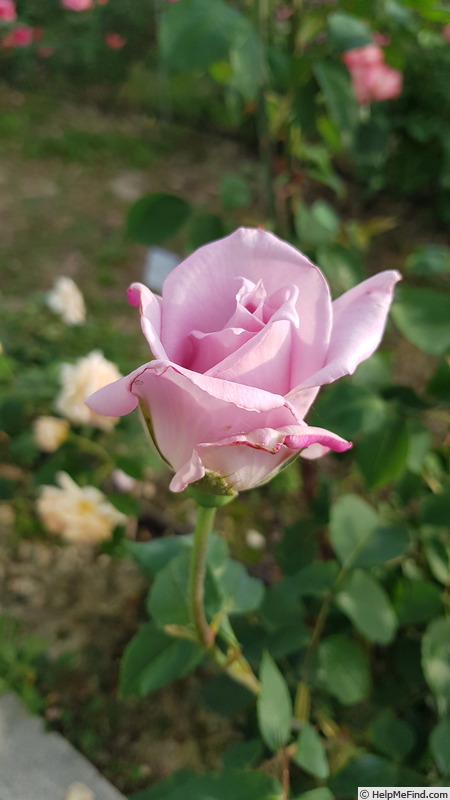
[189,505,216,648]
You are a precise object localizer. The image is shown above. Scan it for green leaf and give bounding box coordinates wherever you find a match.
[187,214,225,251]
[421,489,450,526]
[318,634,371,705]
[393,578,443,625]
[120,622,203,696]
[200,674,254,717]
[126,192,191,245]
[294,200,339,248]
[294,561,340,596]
[127,536,192,577]
[229,21,266,101]
[392,287,450,355]
[257,652,293,751]
[406,245,450,275]
[370,709,415,762]
[355,416,409,489]
[330,494,410,568]
[275,518,318,575]
[219,174,252,209]
[327,11,373,50]
[309,383,387,440]
[221,739,264,769]
[427,358,450,401]
[316,244,364,294]
[130,768,283,800]
[212,558,265,615]
[329,754,427,795]
[422,617,450,716]
[422,532,450,585]
[314,61,358,137]
[147,548,221,626]
[160,0,245,73]
[293,791,334,800]
[109,492,140,517]
[293,723,329,779]
[430,718,450,775]
[335,570,397,644]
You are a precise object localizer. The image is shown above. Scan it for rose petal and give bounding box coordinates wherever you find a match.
[293,270,401,391]
[170,424,351,492]
[127,282,166,360]
[210,318,294,395]
[161,228,332,375]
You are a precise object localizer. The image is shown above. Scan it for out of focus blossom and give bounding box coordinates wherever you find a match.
[349,63,402,105]
[342,44,384,69]
[34,416,70,452]
[37,471,126,544]
[373,32,390,47]
[112,469,137,493]
[443,23,450,43]
[342,43,402,105]
[104,32,126,50]
[2,24,33,47]
[46,276,86,326]
[0,0,16,22]
[56,350,122,431]
[61,0,93,10]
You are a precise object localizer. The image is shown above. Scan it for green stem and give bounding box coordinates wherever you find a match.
[189,505,217,648]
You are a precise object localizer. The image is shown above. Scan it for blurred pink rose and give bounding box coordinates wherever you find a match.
[276,6,294,20]
[61,0,93,10]
[2,24,33,47]
[443,23,450,43]
[343,43,402,104]
[342,44,384,69]
[350,62,403,104]
[0,0,16,22]
[88,229,400,495]
[104,32,125,50]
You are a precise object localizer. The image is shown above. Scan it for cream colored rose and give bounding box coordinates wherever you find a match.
[33,416,69,452]
[46,276,86,326]
[37,471,126,544]
[55,350,122,430]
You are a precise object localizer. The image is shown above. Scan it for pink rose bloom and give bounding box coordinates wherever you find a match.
[104,32,125,50]
[0,0,16,22]
[342,44,384,70]
[87,229,400,495]
[442,23,450,43]
[2,24,33,47]
[61,0,93,10]
[350,63,403,105]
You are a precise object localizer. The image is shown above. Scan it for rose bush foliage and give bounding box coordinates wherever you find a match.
[88,228,400,495]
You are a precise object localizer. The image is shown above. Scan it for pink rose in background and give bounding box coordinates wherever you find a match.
[104,32,125,50]
[0,0,16,22]
[350,63,403,105]
[2,24,33,47]
[343,42,403,104]
[443,23,450,43]
[61,0,93,10]
[88,228,400,495]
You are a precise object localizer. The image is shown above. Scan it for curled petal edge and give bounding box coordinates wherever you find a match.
[170,425,352,492]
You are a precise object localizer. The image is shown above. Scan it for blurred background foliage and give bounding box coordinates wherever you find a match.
[1,0,450,797]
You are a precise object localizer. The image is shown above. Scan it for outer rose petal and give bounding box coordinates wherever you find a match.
[171,425,352,492]
[87,360,299,470]
[294,270,401,392]
[161,227,332,381]
[127,282,166,360]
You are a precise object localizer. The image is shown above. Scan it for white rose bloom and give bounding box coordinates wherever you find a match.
[37,472,126,544]
[55,350,122,431]
[33,416,70,452]
[46,276,86,326]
